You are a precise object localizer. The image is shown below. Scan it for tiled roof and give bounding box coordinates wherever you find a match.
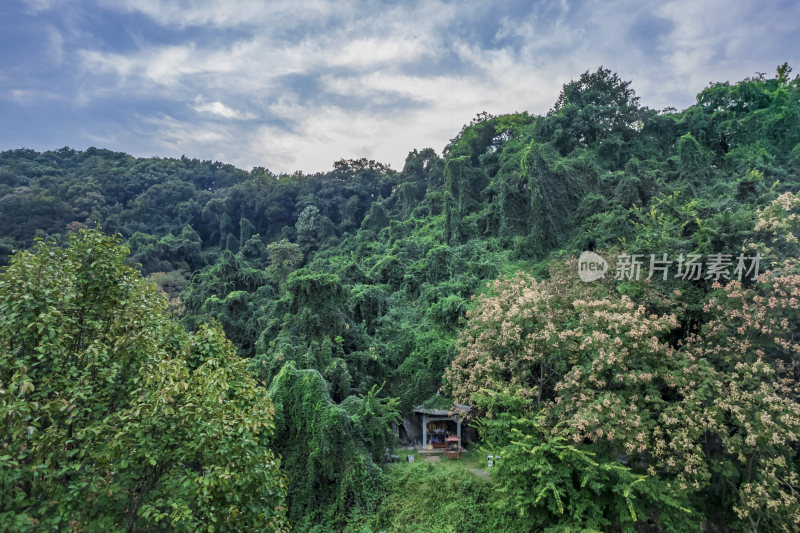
[413,403,471,416]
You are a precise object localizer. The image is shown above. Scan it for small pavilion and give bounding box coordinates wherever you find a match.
[414,403,471,450]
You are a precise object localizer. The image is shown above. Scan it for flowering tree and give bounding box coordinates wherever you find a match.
[444,258,619,406]
[444,258,707,488]
[447,240,800,530]
[688,269,800,531]
[747,191,800,268]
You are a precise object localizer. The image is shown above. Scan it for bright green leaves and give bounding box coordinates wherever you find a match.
[478,401,696,532]
[0,230,287,531]
[104,324,287,531]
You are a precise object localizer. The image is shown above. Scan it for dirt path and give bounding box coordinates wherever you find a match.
[469,468,490,479]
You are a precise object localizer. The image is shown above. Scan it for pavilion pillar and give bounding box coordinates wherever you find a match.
[457,418,461,441]
[422,414,427,448]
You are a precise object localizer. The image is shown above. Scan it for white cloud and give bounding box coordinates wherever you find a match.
[45,25,65,65]
[9,89,34,103]
[80,43,234,89]
[133,113,232,162]
[21,0,65,13]
[246,105,448,174]
[193,97,255,120]
[100,0,343,28]
[6,88,62,104]
[330,38,430,69]
[10,0,799,172]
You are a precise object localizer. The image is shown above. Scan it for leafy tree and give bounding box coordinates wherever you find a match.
[546,66,650,163]
[0,230,287,531]
[683,207,800,531]
[340,383,401,464]
[2,65,800,530]
[266,238,303,282]
[184,250,272,356]
[475,393,696,532]
[445,260,707,477]
[295,205,322,252]
[268,362,397,530]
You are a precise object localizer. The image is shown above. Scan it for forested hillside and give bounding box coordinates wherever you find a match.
[2,65,800,531]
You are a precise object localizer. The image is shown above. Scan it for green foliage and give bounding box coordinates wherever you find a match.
[476,396,697,532]
[267,238,303,282]
[340,383,401,464]
[372,461,496,533]
[0,229,287,531]
[2,66,800,530]
[421,393,455,411]
[360,202,390,231]
[184,250,272,356]
[268,362,398,531]
[447,191,800,529]
[103,324,288,532]
[686,252,800,530]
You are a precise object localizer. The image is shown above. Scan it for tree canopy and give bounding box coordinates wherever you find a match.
[1,64,799,531]
[0,230,287,531]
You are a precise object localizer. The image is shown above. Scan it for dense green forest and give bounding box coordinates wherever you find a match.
[2,65,800,531]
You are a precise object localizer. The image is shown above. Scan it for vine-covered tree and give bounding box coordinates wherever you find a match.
[268,362,398,530]
[1,64,799,530]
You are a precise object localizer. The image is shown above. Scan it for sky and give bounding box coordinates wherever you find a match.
[1,0,798,174]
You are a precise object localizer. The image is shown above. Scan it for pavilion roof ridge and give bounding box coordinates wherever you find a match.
[413,403,471,416]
